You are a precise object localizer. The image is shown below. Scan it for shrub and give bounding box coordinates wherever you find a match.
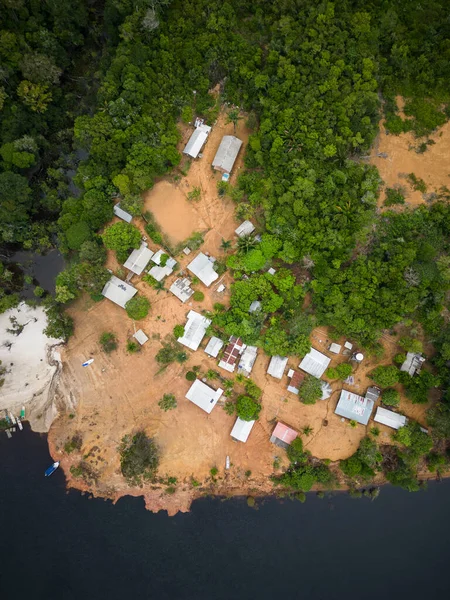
[370,365,399,388]
[223,400,235,415]
[381,388,400,407]
[33,286,44,298]
[298,375,322,405]
[394,353,406,365]
[99,332,117,353]
[399,337,423,353]
[236,395,261,421]
[126,340,140,353]
[400,370,439,404]
[173,324,185,338]
[210,467,218,477]
[244,379,262,400]
[326,363,352,380]
[125,296,150,320]
[156,341,187,365]
[119,431,159,485]
[247,496,256,507]
[64,433,82,454]
[286,438,306,463]
[160,253,169,267]
[185,371,196,381]
[158,393,177,411]
[384,187,405,206]
[193,290,204,302]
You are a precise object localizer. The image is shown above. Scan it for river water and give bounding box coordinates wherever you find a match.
[1,425,449,600]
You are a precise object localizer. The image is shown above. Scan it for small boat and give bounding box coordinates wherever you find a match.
[45,461,60,477]
[20,406,25,419]
[16,416,23,431]
[82,359,94,367]
[6,429,12,439]
[9,413,16,425]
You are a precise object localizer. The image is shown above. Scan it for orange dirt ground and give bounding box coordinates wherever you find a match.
[370,96,450,207]
[48,105,438,515]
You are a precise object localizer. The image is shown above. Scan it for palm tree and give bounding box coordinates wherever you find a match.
[226,108,242,133]
[237,234,258,254]
[220,238,232,251]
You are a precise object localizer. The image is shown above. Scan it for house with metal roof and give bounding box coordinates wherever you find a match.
[133,329,148,345]
[329,343,342,354]
[183,123,211,158]
[400,352,425,376]
[299,348,331,378]
[374,407,407,430]
[113,203,133,223]
[237,346,258,377]
[270,422,298,449]
[185,379,223,414]
[148,249,177,281]
[335,389,374,426]
[177,310,211,351]
[287,369,305,394]
[101,275,137,309]
[187,252,218,287]
[169,278,194,303]
[267,355,288,379]
[212,135,243,173]
[230,417,255,443]
[365,386,381,403]
[204,336,224,358]
[235,220,255,238]
[249,300,262,313]
[218,336,246,373]
[123,243,154,275]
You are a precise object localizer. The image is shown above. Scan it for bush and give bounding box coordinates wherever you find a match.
[298,375,322,405]
[236,395,261,421]
[381,388,400,407]
[326,363,352,380]
[99,332,117,353]
[185,371,196,381]
[223,400,235,415]
[385,187,405,206]
[64,433,82,454]
[210,467,218,477]
[173,324,185,338]
[244,379,262,400]
[193,290,204,302]
[286,438,306,463]
[370,365,399,388]
[247,496,256,507]
[156,341,187,365]
[126,340,140,353]
[119,431,159,486]
[33,286,44,298]
[44,303,74,341]
[158,393,177,411]
[160,253,169,266]
[125,296,150,320]
[399,337,423,353]
[400,370,439,404]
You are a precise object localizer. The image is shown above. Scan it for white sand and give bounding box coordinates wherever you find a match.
[0,302,63,432]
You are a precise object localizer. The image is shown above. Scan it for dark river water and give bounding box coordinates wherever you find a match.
[1,425,450,600]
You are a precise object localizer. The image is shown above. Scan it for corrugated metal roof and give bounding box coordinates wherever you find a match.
[237,346,258,376]
[374,407,407,430]
[299,348,331,378]
[287,370,305,394]
[335,389,374,425]
[148,249,176,281]
[177,310,211,351]
[267,355,288,379]
[218,336,245,372]
[123,244,154,275]
[101,275,137,309]
[183,124,211,158]
[230,417,255,443]
[113,203,133,223]
[235,220,255,238]
[133,329,148,345]
[329,343,342,354]
[204,336,224,358]
[169,278,194,303]
[320,381,332,400]
[249,300,261,313]
[185,379,223,413]
[187,252,218,287]
[270,422,298,446]
[365,386,381,403]
[400,352,425,376]
[212,135,243,173]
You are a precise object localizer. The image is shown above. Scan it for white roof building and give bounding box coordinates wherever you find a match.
[212,135,243,173]
[123,243,154,275]
[177,310,211,351]
[230,417,256,443]
[204,336,224,358]
[267,355,288,379]
[335,390,374,426]
[183,124,212,158]
[133,329,149,345]
[170,278,194,303]
[400,352,425,376]
[187,252,218,287]
[113,203,133,223]
[148,249,177,281]
[185,379,223,414]
[235,220,255,238]
[101,276,137,309]
[237,346,258,377]
[374,407,407,430]
[329,343,342,354]
[299,348,331,378]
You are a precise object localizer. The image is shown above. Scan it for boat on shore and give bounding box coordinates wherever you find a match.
[44,462,60,477]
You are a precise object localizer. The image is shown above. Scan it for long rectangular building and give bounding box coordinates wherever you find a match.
[335,389,374,426]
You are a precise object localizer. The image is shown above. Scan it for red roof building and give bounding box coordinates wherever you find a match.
[218,336,245,373]
[270,422,298,449]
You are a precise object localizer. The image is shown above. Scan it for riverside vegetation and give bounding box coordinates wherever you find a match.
[2,0,450,494]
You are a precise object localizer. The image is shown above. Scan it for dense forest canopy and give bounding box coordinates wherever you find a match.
[1,0,450,472]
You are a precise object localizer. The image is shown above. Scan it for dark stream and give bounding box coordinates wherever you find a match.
[1,424,450,600]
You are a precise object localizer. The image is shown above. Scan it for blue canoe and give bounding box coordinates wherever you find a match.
[45,461,60,477]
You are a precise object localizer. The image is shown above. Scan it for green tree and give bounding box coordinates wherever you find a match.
[17,80,52,113]
[226,108,242,133]
[158,394,177,411]
[299,376,322,405]
[79,241,106,265]
[119,431,159,485]
[173,325,185,338]
[381,388,400,407]
[370,365,400,388]
[236,395,261,421]
[0,172,31,242]
[99,332,117,353]
[125,296,150,320]
[102,222,141,262]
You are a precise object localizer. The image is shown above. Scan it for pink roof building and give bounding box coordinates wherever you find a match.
[270,422,298,449]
